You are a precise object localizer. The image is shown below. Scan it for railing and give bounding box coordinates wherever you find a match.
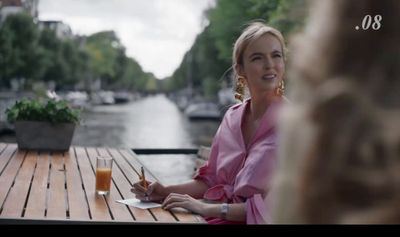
[132,147,211,172]
[132,148,198,155]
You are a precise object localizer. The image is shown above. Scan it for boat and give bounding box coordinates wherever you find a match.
[114,91,133,104]
[184,102,222,121]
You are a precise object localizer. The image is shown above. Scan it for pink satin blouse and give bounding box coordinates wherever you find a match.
[194,98,281,224]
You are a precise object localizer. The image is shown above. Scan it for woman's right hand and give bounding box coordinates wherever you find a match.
[131,181,168,203]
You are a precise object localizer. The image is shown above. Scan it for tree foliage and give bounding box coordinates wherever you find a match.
[0,13,43,87]
[0,14,153,92]
[166,0,309,98]
[85,31,153,91]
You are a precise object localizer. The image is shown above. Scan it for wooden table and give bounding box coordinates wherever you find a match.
[0,143,205,224]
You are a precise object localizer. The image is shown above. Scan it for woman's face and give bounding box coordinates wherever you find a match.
[239,33,285,98]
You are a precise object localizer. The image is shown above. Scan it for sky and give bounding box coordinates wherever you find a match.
[38,0,216,79]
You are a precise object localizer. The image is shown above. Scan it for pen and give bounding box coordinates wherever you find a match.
[141,166,148,191]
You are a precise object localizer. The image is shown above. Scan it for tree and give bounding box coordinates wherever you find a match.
[85,31,123,88]
[0,24,15,87]
[167,0,309,98]
[61,39,88,87]
[85,31,151,91]
[38,28,65,84]
[0,13,43,87]
[268,0,308,35]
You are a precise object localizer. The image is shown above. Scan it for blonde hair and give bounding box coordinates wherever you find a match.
[232,22,286,101]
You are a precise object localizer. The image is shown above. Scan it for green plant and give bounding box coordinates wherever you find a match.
[6,99,80,124]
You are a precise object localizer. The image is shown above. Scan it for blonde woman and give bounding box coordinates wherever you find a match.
[132,22,287,224]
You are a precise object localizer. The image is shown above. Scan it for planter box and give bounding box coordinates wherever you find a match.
[15,121,75,151]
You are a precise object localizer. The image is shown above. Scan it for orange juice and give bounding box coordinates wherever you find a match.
[95,168,112,194]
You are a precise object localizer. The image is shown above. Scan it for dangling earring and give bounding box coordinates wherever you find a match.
[275,80,285,97]
[235,76,245,102]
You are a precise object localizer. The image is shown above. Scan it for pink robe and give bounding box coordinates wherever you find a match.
[194,98,281,224]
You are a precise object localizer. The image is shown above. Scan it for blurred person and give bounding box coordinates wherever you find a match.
[270,0,400,224]
[132,22,287,224]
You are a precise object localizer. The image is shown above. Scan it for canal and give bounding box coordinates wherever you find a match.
[74,94,220,185]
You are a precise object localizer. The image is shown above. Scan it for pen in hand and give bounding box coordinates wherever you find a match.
[141,166,148,192]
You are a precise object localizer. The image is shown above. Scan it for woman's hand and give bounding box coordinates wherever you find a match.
[131,181,167,203]
[161,193,206,215]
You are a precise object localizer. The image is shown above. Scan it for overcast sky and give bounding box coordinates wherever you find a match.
[38,0,216,79]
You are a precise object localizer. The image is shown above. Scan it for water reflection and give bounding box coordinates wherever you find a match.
[74,94,218,148]
[72,94,219,184]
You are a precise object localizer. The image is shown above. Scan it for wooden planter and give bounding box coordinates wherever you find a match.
[15,121,75,151]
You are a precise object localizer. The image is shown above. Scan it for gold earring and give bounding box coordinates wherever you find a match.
[235,76,245,102]
[275,80,285,97]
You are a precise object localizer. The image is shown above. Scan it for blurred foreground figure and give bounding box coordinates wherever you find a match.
[271,0,400,224]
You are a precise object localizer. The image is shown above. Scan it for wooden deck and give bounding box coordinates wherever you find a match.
[0,143,205,224]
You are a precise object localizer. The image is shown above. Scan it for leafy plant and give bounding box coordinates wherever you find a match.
[6,99,80,124]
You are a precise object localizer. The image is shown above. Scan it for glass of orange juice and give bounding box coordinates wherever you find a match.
[95,156,113,195]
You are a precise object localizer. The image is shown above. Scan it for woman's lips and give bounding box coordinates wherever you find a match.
[262,74,276,80]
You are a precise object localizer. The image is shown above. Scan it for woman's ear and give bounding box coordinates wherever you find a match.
[235,64,245,78]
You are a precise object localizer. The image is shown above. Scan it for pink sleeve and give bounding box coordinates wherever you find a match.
[245,194,271,224]
[193,124,223,188]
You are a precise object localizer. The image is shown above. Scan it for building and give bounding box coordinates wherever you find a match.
[38,20,73,39]
[0,0,38,23]
[1,0,73,40]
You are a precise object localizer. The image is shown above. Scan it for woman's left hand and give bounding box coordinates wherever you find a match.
[162,193,206,215]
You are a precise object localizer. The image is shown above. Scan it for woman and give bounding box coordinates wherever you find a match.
[271,0,400,224]
[132,22,287,224]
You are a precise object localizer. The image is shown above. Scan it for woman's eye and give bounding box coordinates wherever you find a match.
[273,54,282,58]
[251,57,261,61]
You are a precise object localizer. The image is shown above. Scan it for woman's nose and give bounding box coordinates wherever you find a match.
[264,57,273,69]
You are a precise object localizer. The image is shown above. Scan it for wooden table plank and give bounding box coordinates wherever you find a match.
[99,147,155,222]
[118,149,179,222]
[0,144,17,174]
[172,209,207,223]
[64,148,90,220]
[74,147,111,221]
[0,143,6,151]
[0,143,6,174]
[24,151,50,219]
[119,149,156,182]
[1,151,37,217]
[46,152,67,219]
[107,148,141,186]
[0,147,25,210]
[86,147,133,221]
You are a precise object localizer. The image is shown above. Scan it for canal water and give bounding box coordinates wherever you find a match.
[0,94,220,185]
[75,94,220,185]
